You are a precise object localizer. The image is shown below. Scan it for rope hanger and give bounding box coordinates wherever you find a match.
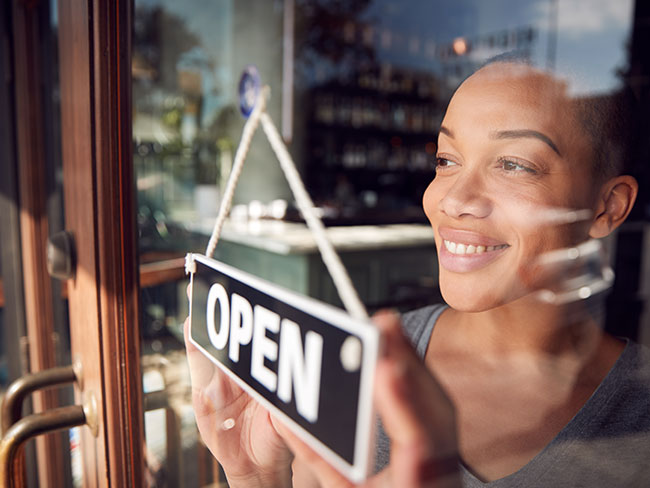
[204,69,369,321]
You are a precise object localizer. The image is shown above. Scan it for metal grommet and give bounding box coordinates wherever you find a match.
[340,335,362,372]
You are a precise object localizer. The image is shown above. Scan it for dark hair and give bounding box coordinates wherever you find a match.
[573,93,630,180]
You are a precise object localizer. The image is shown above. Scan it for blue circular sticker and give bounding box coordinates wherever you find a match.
[239,65,261,117]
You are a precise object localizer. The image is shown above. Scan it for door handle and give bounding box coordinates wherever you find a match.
[1,406,87,487]
[0,365,97,488]
[1,365,76,435]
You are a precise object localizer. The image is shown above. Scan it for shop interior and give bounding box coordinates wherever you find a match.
[2,0,650,486]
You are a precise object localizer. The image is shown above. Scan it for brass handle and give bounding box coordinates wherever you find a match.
[1,365,76,435]
[0,365,80,487]
[0,406,86,487]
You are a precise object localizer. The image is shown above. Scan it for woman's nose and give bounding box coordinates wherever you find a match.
[438,171,492,219]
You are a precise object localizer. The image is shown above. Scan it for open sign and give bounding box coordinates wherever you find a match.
[186,253,380,482]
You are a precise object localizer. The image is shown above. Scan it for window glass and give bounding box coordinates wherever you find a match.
[133,1,647,486]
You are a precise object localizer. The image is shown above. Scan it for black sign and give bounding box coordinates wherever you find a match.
[186,253,379,482]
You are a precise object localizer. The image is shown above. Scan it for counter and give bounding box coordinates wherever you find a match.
[187,220,439,311]
[187,220,436,254]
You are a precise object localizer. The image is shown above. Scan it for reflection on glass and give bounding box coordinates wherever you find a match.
[132,1,639,486]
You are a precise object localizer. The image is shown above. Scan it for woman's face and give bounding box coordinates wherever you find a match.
[423,64,598,312]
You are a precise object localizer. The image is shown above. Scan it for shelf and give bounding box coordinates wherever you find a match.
[139,257,187,288]
[311,165,434,174]
[309,121,437,140]
[311,79,440,104]
[0,256,188,310]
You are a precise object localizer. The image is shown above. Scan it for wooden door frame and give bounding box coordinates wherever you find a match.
[58,0,144,485]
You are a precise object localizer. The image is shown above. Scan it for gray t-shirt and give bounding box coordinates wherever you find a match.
[375,304,650,487]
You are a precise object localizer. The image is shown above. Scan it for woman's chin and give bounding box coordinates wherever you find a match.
[440,287,501,313]
[439,277,533,312]
[441,283,548,313]
[437,266,540,312]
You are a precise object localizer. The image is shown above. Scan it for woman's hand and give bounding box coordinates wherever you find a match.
[275,310,461,488]
[184,315,293,487]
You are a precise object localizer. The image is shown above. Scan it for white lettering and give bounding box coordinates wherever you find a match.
[228,293,254,362]
[250,305,279,392]
[203,284,325,423]
[206,283,229,350]
[278,319,323,423]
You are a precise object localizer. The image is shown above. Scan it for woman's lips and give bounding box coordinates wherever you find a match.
[438,227,510,273]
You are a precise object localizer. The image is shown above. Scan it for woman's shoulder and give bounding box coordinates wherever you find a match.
[611,340,650,403]
[583,339,650,439]
[399,303,448,358]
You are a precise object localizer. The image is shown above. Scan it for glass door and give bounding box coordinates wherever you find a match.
[5,1,223,485]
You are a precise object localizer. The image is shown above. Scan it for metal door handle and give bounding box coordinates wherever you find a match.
[0,365,96,488]
[1,406,87,487]
[1,365,76,435]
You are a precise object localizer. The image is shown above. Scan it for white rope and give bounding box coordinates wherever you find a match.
[205,88,267,258]
[203,86,368,320]
[260,112,368,320]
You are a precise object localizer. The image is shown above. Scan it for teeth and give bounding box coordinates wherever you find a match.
[443,240,508,255]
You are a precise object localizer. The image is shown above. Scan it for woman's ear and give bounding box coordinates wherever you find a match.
[589,175,638,238]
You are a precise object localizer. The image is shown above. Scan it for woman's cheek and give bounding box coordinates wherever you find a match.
[494,197,569,292]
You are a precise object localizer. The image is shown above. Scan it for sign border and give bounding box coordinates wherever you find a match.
[186,252,380,482]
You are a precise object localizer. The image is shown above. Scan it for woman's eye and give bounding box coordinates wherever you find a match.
[499,158,537,174]
[435,157,457,170]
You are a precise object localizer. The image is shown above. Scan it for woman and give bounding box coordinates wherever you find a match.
[185,61,650,487]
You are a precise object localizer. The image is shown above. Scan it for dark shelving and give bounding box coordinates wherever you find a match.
[304,67,443,224]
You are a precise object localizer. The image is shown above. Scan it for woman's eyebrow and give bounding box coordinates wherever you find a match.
[490,129,561,156]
